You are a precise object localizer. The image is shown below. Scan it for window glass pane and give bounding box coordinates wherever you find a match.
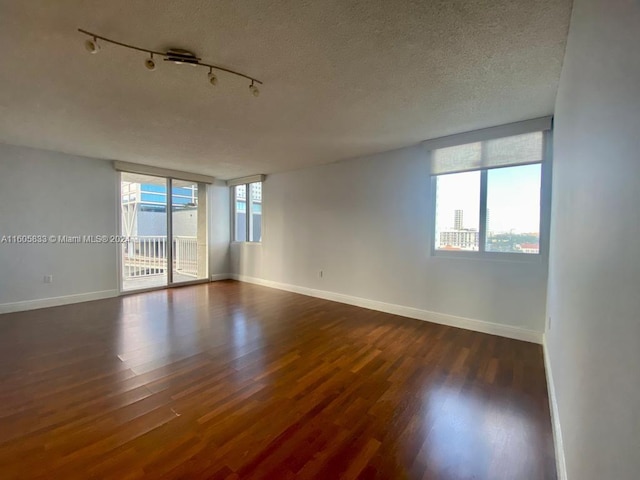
[172,180,207,282]
[120,173,167,291]
[249,182,262,242]
[435,171,480,251]
[485,164,541,254]
[235,185,247,242]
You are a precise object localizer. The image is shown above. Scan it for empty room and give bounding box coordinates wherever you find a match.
[0,0,638,479]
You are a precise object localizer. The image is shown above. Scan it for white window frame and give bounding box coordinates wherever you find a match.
[429,130,552,262]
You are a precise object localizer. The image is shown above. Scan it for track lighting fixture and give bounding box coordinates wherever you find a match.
[145,54,156,71]
[84,37,100,54]
[208,68,218,86]
[249,81,260,97]
[78,29,263,96]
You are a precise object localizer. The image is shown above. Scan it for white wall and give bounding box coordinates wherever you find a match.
[546,1,640,479]
[0,143,230,311]
[231,145,549,335]
[0,143,118,307]
[208,179,230,277]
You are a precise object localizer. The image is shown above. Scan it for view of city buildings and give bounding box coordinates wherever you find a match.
[121,181,198,237]
[234,182,263,242]
[437,209,539,254]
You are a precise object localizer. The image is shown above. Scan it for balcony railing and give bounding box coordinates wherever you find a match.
[175,236,198,277]
[122,236,199,280]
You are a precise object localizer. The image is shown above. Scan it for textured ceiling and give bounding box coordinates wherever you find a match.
[0,0,572,179]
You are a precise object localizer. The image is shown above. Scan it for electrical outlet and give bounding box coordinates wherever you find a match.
[44,275,53,284]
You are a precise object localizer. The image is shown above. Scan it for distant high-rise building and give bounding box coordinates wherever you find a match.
[438,209,479,250]
[454,209,463,230]
[439,230,479,250]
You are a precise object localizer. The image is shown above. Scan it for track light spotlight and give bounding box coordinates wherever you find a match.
[249,82,260,97]
[208,69,218,86]
[145,54,156,71]
[84,37,100,54]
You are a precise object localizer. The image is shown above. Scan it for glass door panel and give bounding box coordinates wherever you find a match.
[171,180,208,284]
[120,173,168,291]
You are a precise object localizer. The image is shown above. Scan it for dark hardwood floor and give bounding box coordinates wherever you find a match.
[0,280,556,479]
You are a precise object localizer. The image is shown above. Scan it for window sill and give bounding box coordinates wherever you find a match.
[431,250,544,263]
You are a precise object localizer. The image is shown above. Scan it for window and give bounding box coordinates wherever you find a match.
[435,171,481,251]
[234,185,247,242]
[248,182,262,242]
[485,164,541,253]
[430,125,549,256]
[233,181,262,242]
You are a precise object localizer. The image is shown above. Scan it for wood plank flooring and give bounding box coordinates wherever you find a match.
[0,280,556,479]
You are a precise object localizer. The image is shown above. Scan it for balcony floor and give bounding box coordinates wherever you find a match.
[122,273,200,291]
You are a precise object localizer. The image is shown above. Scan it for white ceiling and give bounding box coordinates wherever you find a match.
[0,0,572,179]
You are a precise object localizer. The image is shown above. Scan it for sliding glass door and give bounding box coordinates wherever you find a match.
[119,173,207,292]
[171,180,208,284]
[120,173,168,291]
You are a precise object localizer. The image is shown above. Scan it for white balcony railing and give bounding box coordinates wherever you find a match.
[175,236,198,277]
[122,236,198,280]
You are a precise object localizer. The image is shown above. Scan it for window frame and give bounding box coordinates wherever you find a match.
[232,181,263,244]
[430,130,552,262]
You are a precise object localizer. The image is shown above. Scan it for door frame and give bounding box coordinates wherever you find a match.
[116,172,209,295]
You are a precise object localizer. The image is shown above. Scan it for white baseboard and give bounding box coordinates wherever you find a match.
[230,274,543,344]
[543,335,568,480]
[0,289,119,315]
[210,273,231,281]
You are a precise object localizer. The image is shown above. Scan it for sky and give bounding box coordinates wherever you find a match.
[435,164,541,234]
